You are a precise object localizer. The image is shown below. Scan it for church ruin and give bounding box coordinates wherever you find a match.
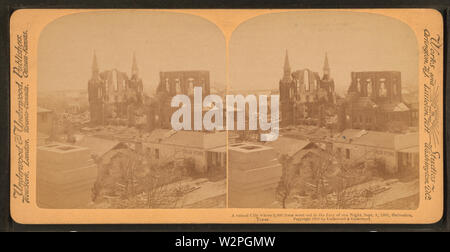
[88,53,145,126]
[279,50,337,127]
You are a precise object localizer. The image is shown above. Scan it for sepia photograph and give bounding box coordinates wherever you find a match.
[9,8,443,225]
[228,11,420,209]
[36,11,227,209]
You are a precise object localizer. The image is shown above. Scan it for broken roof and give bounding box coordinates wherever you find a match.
[281,125,331,140]
[75,135,127,157]
[402,94,419,105]
[379,101,410,112]
[395,132,419,151]
[335,129,397,149]
[334,129,419,151]
[352,97,378,109]
[145,129,226,150]
[266,136,316,157]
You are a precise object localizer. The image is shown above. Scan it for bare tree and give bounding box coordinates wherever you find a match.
[275,154,297,208]
[286,146,371,209]
[326,148,381,209]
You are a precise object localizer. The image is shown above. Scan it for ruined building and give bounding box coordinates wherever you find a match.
[88,53,145,126]
[150,70,211,129]
[338,71,415,132]
[279,51,337,127]
[156,70,210,97]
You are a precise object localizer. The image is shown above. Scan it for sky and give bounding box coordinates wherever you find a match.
[229,11,419,96]
[38,11,226,95]
[38,11,418,97]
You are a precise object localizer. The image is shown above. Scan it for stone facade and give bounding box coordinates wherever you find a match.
[88,53,144,126]
[338,71,414,132]
[151,70,211,129]
[156,70,210,97]
[280,51,336,126]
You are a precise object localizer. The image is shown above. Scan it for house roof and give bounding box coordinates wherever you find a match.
[228,142,273,153]
[402,92,419,105]
[334,129,398,149]
[75,135,126,157]
[290,147,327,165]
[395,132,419,151]
[266,136,314,157]
[379,102,410,112]
[146,129,175,142]
[335,129,419,151]
[145,129,226,150]
[398,146,419,153]
[351,98,411,113]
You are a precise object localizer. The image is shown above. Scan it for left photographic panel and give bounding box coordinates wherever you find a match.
[35,11,227,209]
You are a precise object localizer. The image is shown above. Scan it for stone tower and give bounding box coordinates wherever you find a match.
[88,51,105,125]
[92,51,99,78]
[127,53,144,125]
[131,52,139,78]
[279,49,294,126]
[282,49,292,82]
[323,52,331,81]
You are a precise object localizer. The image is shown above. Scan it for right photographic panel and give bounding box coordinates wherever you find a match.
[228,11,420,210]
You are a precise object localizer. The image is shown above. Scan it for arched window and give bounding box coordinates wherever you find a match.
[380,82,387,97]
[367,79,372,97]
[304,70,310,91]
[175,79,181,94]
[187,78,195,95]
[357,78,361,92]
[379,78,387,97]
[112,70,118,91]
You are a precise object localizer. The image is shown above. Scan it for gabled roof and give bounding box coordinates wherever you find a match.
[145,129,226,150]
[282,125,331,140]
[334,129,398,149]
[75,135,127,157]
[334,129,419,151]
[351,97,411,113]
[402,93,419,105]
[379,102,410,112]
[352,97,378,109]
[266,136,316,157]
[395,132,419,151]
[291,147,327,166]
